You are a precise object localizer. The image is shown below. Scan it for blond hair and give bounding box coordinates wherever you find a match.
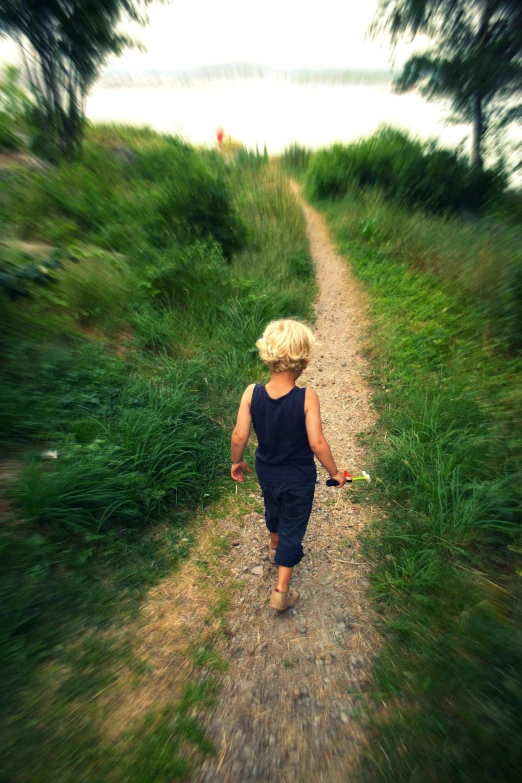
[256,319,315,373]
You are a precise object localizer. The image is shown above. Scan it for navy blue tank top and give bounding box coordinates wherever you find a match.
[250,384,317,483]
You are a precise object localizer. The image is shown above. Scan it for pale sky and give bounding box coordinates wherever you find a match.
[0,0,414,74]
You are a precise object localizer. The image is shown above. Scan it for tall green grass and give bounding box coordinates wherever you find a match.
[314,189,522,781]
[281,143,311,173]
[321,189,522,355]
[0,128,315,778]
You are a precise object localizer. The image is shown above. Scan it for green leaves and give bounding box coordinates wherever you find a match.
[0,2,158,160]
[373,0,522,169]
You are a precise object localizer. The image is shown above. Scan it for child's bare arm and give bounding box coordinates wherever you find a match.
[231,384,254,482]
[305,388,346,486]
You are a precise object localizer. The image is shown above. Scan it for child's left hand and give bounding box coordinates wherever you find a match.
[231,460,251,482]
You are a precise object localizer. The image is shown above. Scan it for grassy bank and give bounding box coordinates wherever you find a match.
[0,127,315,780]
[306,159,522,779]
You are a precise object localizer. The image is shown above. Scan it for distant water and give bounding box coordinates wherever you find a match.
[86,79,470,153]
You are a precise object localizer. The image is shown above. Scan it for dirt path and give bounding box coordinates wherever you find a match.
[190,184,379,782]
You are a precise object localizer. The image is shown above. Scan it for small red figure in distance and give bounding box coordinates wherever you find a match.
[216,127,224,145]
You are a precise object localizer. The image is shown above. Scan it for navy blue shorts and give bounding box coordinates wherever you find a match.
[259,481,316,568]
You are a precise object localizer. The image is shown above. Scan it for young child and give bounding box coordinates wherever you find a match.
[231,319,346,612]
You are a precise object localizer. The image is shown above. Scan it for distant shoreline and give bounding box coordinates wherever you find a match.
[99,64,395,90]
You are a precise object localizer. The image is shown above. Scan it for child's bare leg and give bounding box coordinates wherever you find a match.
[276,565,293,592]
[269,532,278,550]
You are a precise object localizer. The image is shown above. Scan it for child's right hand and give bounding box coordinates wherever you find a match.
[329,469,347,488]
[231,460,251,482]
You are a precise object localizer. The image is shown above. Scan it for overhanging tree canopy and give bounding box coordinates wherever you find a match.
[0,1,158,160]
[372,0,522,168]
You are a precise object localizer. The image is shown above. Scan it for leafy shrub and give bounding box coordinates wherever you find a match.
[133,142,246,259]
[2,139,245,260]
[306,127,506,216]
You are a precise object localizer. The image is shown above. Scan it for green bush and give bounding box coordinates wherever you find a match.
[132,142,246,259]
[306,127,506,216]
[1,139,245,260]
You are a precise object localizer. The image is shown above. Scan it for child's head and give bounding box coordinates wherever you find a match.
[256,319,315,374]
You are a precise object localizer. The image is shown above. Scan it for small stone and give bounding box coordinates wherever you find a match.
[248,647,255,655]
[340,711,351,724]
[341,362,347,367]
[251,566,263,576]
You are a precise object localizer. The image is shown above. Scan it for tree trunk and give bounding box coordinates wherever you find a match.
[471,92,483,169]
[471,1,493,169]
